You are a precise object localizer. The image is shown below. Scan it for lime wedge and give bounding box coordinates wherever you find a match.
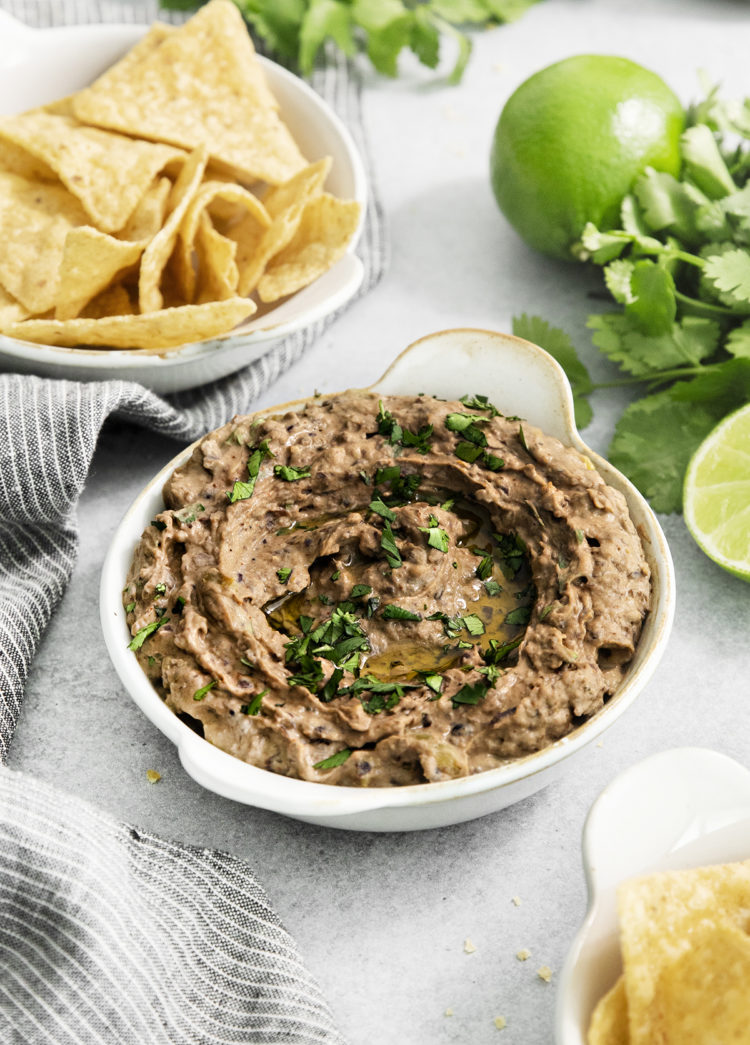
[684,403,750,581]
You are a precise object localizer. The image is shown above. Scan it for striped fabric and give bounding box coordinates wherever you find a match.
[0,2,386,1040]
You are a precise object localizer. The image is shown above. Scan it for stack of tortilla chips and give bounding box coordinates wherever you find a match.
[0,0,360,350]
[588,858,750,1044]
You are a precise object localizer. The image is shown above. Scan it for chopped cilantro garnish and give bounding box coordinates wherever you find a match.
[382,604,422,622]
[455,441,485,463]
[459,393,502,417]
[401,423,433,454]
[505,605,532,627]
[377,400,402,444]
[374,464,401,485]
[369,496,397,522]
[318,594,332,605]
[228,439,273,503]
[484,578,503,597]
[331,570,341,581]
[125,601,135,613]
[419,672,443,695]
[276,567,292,584]
[193,679,217,701]
[419,516,450,552]
[366,596,381,617]
[540,602,557,620]
[314,748,352,770]
[518,425,529,450]
[359,470,371,485]
[173,596,186,615]
[475,555,493,581]
[445,412,489,446]
[127,617,169,651]
[153,583,166,596]
[350,584,372,599]
[494,532,527,579]
[484,634,524,664]
[380,522,402,568]
[462,613,485,636]
[151,518,167,532]
[173,503,205,525]
[575,528,585,544]
[477,664,503,684]
[451,681,488,707]
[274,464,311,482]
[483,451,505,471]
[318,667,345,703]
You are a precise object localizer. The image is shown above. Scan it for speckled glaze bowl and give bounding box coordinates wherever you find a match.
[100,328,676,831]
[556,747,750,1044]
[0,12,366,394]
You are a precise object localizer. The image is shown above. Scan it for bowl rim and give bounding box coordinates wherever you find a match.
[554,745,750,1045]
[100,328,676,819]
[0,16,367,370]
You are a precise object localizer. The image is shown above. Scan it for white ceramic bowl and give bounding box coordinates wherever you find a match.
[100,328,676,831]
[0,11,366,394]
[556,746,750,1045]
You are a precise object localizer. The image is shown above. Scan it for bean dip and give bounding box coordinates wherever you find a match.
[124,390,651,786]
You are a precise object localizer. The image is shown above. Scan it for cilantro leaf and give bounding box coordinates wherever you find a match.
[451,681,487,707]
[703,248,750,306]
[382,604,422,621]
[608,388,733,513]
[193,679,217,701]
[127,617,169,651]
[587,314,720,378]
[369,496,397,522]
[380,521,402,568]
[274,463,312,481]
[419,517,450,552]
[276,567,292,584]
[313,748,352,770]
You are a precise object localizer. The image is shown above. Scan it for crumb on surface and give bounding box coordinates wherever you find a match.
[146,769,161,783]
[444,1008,453,1018]
[511,895,521,906]
[516,948,531,961]
[537,965,553,983]
[464,938,476,954]
[596,741,604,748]
[494,1016,506,1030]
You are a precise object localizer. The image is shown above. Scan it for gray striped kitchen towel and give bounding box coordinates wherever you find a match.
[0,2,386,1041]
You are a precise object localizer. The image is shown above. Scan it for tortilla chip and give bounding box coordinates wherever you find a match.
[195,213,239,303]
[0,113,183,233]
[55,227,144,321]
[0,171,87,314]
[0,284,30,330]
[0,138,56,181]
[118,176,172,242]
[172,179,269,302]
[653,922,750,1043]
[257,194,360,302]
[80,283,134,320]
[139,146,208,314]
[7,297,256,349]
[588,976,629,1045]
[231,157,330,296]
[71,0,306,185]
[618,859,750,1045]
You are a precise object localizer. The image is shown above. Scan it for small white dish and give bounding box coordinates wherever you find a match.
[100,328,676,831]
[0,12,366,394]
[556,746,750,1045]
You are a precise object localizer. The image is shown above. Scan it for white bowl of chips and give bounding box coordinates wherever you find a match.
[100,328,676,831]
[557,746,750,1044]
[0,1,366,393]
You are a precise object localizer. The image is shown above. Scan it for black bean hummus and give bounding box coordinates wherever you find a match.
[124,390,651,787]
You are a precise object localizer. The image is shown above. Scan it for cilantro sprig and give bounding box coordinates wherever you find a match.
[513,83,750,513]
[161,0,542,84]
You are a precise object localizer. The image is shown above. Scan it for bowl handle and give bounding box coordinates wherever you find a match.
[371,328,578,445]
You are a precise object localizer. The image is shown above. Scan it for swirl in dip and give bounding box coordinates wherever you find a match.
[124,390,651,786]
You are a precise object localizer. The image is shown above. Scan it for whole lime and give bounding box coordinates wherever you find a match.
[489,55,684,260]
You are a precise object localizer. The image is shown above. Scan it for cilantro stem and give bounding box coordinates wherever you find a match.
[591,364,716,391]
